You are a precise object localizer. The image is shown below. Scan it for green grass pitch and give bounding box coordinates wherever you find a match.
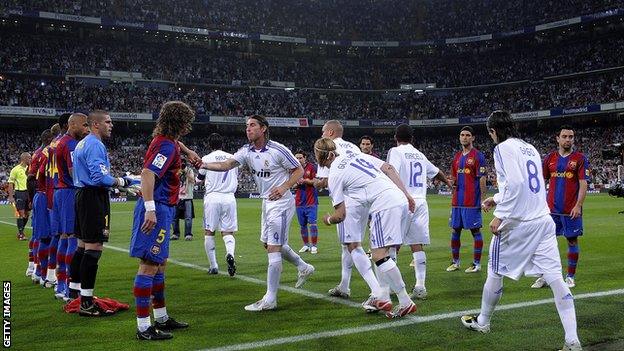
[1,194,623,350]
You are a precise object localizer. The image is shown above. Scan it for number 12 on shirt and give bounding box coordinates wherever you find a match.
[409,161,423,187]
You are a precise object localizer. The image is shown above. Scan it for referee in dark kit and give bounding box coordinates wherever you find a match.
[72,110,136,316]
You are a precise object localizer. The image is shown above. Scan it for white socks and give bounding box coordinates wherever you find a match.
[204,235,217,269]
[544,273,579,344]
[338,245,353,292]
[265,252,282,303]
[413,251,427,288]
[223,234,235,257]
[377,259,411,306]
[477,273,503,326]
[154,306,168,323]
[350,247,383,297]
[281,244,307,270]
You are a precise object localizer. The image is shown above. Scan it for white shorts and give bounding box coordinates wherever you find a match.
[369,204,408,249]
[337,196,368,244]
[403,199,430,245]
[203,192,238,233]
[261,197,295,246]
[489,215,562,280]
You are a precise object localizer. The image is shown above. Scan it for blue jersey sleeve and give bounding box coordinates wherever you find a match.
[477,151,487,177]
[86,140,116,187]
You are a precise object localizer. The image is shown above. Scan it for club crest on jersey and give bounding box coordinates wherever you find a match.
[152,153,167,169]
[151,245,161,255]
[466,158,474,165]
[569,161,577,170]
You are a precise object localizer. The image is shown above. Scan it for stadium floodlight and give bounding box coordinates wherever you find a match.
[284,87,295,91]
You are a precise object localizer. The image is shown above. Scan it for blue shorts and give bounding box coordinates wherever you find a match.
[32,192,50,239]
[551,214,583,238]
[49,208,57,236]
[449,207,482,230]
[296,206,318,227]
[129,198,174,264]
[52,188,76,234]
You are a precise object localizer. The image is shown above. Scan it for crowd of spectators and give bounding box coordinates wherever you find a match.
[1,71,622,120]
[1,124,622,199]
[4,0,623,40]
[2,31,623,89]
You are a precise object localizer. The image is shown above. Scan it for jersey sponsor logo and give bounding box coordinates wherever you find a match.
[152,153,167,169]
[585,169,590,177]
[551,171,574,178]
[251,168,271,178]
[264,160,270,167]
[457,168,471,174]
[479,166,486,174]
[99,164,109,175]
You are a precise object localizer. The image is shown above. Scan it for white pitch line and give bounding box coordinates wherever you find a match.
[199,288,624,351]
[104,244,363,309]
[0,220,361,309]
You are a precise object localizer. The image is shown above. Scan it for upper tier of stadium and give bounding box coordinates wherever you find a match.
[4,0,624,41]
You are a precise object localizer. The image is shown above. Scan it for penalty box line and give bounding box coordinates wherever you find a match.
[199,288,624,351]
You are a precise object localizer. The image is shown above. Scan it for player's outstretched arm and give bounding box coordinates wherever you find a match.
[178,141,201,167]
[202,159,240,172]
[434,170,454,189]
[380,162,415,213]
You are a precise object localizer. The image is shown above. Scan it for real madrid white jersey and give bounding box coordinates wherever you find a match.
[201,150,238,194]
[232,140,299,200]
[386,143,439,200]
[492,138,550,221]
[328,152,406,213]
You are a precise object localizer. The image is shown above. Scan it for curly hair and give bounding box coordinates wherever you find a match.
[153,101,195,139]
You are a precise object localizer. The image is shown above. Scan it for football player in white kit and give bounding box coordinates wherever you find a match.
[198,133,239,276]
[461,111,581,351]
[314,120,382,301]
[386,124,453,300]
[202,115,315,311]
[315,137,418,318]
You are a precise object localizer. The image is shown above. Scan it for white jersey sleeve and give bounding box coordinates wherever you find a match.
[492,139,550,221]
[232,146,249,168]
[202,151,239,194]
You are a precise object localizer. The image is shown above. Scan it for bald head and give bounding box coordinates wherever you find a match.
[68,113,89,139]
[322,120,344,139]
